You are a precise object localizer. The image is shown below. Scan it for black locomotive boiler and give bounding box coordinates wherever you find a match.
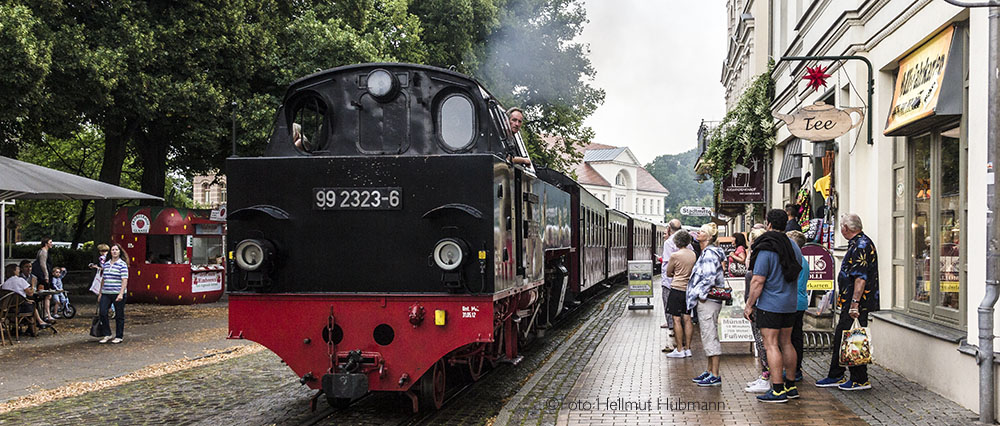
[225,63,667,411]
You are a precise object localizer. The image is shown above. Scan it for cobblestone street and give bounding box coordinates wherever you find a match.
[0,282,986,425]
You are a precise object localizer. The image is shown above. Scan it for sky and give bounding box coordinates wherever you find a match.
[577,1,727,165]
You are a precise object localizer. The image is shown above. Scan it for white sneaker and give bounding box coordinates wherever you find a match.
[99,336,112,344]
[111,338,123,344]
[684,349,692,357]
[747,374,766,387]
[666,349,686,358]
[744,378,771,393]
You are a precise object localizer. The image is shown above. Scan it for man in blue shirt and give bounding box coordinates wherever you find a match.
[744,209,804,403]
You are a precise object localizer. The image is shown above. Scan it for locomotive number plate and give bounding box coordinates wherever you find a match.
[313,187,402,210]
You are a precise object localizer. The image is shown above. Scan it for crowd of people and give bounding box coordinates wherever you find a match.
[659,210,879,403]
[2,239,129,343]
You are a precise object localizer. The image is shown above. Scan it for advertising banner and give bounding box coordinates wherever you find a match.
[627,260,654,310]
[801,243,835,291]
[627,261,653,298]
[885,26,955,135]
[192,271,223,293]
[719,278,752,342]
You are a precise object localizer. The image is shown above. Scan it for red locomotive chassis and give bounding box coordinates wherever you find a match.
[229,293,497,394]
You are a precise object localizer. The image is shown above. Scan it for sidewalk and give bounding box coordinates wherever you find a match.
[499,283,981,425]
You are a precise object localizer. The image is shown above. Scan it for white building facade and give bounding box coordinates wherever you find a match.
[769,1,996,417]
[574,143,668,224]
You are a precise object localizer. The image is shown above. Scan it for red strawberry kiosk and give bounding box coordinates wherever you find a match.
[111,206,226,304]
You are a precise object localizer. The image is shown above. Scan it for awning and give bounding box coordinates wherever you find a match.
[0,156,162,200]
[776,139,803,184]
[1,155,162,270]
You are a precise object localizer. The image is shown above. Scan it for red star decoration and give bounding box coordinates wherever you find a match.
[802,65,832,91]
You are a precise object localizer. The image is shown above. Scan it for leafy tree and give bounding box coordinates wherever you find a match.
[471,0,604,172]
[645,147,714,226]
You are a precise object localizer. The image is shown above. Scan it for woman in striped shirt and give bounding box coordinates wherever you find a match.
[98,243,129,344]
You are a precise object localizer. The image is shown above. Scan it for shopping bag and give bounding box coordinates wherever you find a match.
[89,272,102,295]
[838,318,872,367]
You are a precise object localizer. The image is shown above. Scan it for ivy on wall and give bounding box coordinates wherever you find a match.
[704,60,776,192]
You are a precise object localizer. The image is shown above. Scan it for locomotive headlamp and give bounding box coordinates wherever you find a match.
[366,69,398,101]
[234,239,273,271]
[433,238,467,271]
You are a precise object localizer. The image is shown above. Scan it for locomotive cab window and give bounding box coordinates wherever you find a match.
[288,93,329,153]
[438,93,476,151]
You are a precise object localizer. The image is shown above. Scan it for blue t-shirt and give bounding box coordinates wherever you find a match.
[752,242,803,313]
[797,257,809,311]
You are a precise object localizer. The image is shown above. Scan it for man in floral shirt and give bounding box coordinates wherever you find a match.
[816,213,879,391]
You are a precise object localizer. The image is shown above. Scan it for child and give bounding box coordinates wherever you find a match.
[51,267,69,318]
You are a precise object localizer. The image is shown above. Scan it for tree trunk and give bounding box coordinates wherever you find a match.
[93,118,134,244]
[70,199,92,249]
[135,130,167,204]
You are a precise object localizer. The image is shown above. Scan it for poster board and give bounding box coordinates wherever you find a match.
[718,278,753,342]
[627,260,653,310]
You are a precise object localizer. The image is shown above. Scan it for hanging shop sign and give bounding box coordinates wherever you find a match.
[720,155,766,204]
[885,25,963,136]
[801,243,835,291]
[773,101,864,141]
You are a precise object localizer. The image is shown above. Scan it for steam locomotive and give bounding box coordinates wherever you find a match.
[225,63,668,411]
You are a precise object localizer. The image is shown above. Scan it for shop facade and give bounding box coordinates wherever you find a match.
[769,0,995,417]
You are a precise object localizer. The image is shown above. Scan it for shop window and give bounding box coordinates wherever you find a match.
[902,125,965,325]
[146,235,186,264]
[191,236,224,266]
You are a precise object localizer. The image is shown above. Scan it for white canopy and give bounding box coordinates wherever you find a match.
[1,155,162,268]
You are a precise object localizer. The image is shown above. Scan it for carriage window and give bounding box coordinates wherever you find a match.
[290,94,328,153]
[439,94,476,150]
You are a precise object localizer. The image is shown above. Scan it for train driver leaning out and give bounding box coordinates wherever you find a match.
[506,107,532,166]
[292,123,312,153]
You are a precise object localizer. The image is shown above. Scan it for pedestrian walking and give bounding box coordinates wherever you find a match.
[743,227,771,393]
[744,209,803,403]
[97,243,129,344]
[815,213,879,391]
[787,230,809,383]
[663,230,696,358]
[660,219,682,331]
[687,223,726,387]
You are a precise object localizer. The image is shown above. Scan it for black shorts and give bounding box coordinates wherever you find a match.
[19,301,34,314]
[666,289,690,316]
[755,308,796,329]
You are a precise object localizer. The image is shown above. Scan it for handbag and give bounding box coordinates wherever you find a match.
[728,259,748,277]
[89,305,103,338]
[706,285,733,302]
[838,318,873,367]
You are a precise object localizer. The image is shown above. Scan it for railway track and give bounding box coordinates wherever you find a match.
[295,280,623,426]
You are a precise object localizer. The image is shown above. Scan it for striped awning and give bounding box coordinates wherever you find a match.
[776,139,803,184]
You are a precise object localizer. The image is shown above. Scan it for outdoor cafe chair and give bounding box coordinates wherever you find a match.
[0,290,40,341]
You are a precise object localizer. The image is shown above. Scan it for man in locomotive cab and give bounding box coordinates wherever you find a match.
[292,123,312,153]
[505,107,532,166]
